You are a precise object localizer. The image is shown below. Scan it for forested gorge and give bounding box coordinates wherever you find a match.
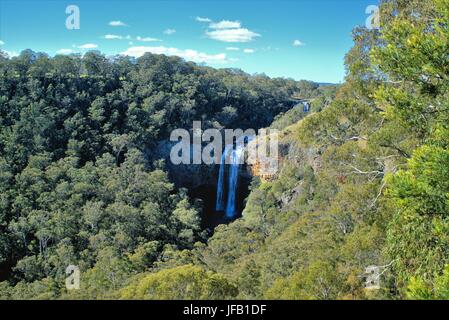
[0,0,448,300]
[0,43,325,298]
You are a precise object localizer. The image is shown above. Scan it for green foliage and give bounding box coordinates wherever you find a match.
[386,144,449,286]
[373,0,449,294]
[406,265,449,300]
[118,265,238,300]
[265,261,346,300]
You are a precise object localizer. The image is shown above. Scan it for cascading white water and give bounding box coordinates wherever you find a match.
[225,147,244,218]
[215,136,253,218]
[215,144,233,211]
[303,101,310,112]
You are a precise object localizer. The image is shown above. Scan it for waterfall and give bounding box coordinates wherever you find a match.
[215,135,253,218]
[225,147,244,218]
[215,145,232,211]
[303,101,310,112]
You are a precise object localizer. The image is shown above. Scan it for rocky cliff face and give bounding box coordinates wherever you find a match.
[247,130,322,183]
[246,127,323,214]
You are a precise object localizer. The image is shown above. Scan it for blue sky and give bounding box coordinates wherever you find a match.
[0,0,379,83]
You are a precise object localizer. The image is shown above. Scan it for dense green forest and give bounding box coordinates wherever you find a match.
[0,0,448,299]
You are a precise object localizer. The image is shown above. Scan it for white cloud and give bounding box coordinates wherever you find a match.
[196,16,212,23]
[56,48,74,55]
[121,46,227,64]
[0,40,4,46]
[243,48,255,54]
[78,43,98,49]
[109,20,127,27]
[136,36,162,42]
[104,34,123,40]
[104,34,162,42]
[226,47,240,51]
[4,50,19,57]
[209,20,241,29]
[292,40,304,47]
[164,28,176,35]
[204,19,260,43]
[206,28,260,43]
